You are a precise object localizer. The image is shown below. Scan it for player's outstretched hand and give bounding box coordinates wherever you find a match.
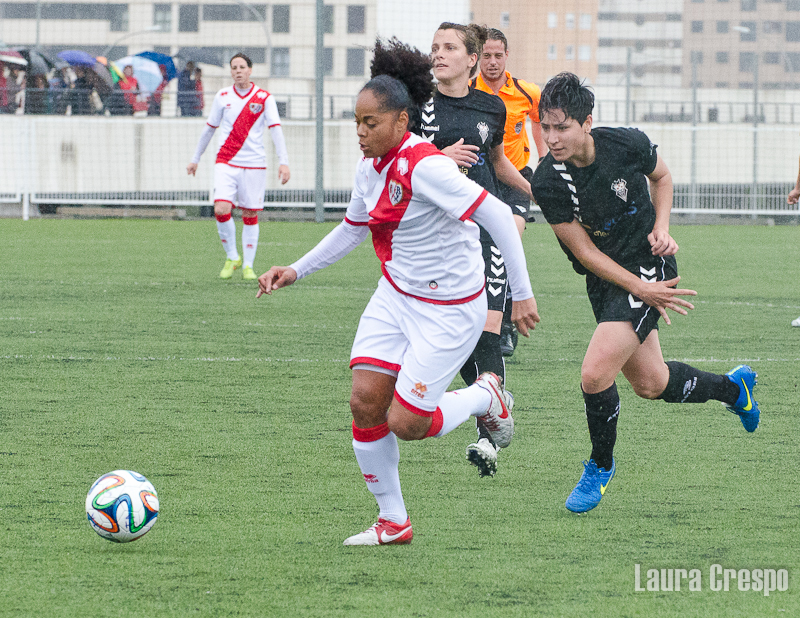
[648,228,678,256]
[186,162,198,176]
[511,297,541,337]
[278,164,290,185]
[441,138,480,168]
[256,266,298,298]
[636,276,696,326]
[788,187,800,205]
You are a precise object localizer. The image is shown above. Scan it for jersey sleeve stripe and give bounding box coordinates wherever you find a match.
[207,123,219,128]
[267,123,281,128]
[344,216,369,227]
[459,189,489,221]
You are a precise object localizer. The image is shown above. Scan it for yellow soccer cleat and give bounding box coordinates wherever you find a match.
[219,257,242,279]
[242,266,257,281]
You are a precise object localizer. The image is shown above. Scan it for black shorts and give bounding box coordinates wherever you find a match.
[586,254,678,343]
[499,166,535,221]
[481,236,509,313]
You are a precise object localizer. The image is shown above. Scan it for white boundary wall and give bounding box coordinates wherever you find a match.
[1,116,799,215]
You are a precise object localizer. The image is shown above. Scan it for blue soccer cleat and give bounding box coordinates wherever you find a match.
[565,458,615,513]
[725,365,760,432]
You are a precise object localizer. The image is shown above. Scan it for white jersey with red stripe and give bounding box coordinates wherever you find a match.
[345,132,488,304]
[205,83,281,169]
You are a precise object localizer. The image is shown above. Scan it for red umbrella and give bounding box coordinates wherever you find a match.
[0,50,28,66]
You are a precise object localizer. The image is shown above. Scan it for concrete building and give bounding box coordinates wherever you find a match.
[470,0,598,87]
[682,0,800,91]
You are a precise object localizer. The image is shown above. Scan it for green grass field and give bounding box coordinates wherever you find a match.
[0,219,798,617]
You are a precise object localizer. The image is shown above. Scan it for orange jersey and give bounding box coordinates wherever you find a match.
[472,71,541,170]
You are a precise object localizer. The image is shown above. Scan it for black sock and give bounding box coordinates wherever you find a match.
[460,352,478,385]
[584,383,620,471]
[473,330,505,384]
[658,361,740,405]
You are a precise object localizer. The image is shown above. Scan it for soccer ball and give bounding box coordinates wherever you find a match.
[85,470,159,543]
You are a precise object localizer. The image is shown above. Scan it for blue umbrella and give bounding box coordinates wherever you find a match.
[136,51,177,81]
[57,50,97,67]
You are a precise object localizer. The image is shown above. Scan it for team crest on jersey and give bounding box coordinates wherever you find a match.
[611,178,628,202]
[388,180,403,205]
[397,157,408,175]
[249,102,263,114]
[477,122,490,144]
[515,121,523,134]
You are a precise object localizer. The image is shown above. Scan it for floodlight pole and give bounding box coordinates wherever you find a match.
[314,0,325,222]
[751,58,758,215]
[690,60,698,212]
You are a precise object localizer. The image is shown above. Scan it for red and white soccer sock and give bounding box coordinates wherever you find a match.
[215,213,239,260]
[424,384,492,438]
[351,422,407,525]
[241,215,259,268]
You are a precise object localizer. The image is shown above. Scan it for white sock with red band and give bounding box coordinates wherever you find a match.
[242,215,259,268]
[351,422,407,525]
[425,384,492,438]
[215,213,239,260]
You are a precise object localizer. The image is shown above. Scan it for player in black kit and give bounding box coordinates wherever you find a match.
[427,22,539,476]
[531,72,761,513]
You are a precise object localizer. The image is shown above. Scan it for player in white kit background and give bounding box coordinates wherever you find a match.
[187,53,291,281]
[256,39,540,545]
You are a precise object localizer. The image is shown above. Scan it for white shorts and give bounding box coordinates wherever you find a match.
[213,163,266,211]
[350,277,487,416]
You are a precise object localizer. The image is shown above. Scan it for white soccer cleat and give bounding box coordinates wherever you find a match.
[342,518,413,546]
[466,437,498,477]
[792,316,800,327]
[474,372,514,449]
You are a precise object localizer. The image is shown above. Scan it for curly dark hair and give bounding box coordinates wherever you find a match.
[363,37,435,134]
[538,72,595,125]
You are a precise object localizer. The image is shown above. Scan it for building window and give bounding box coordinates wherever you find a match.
[717,21,728,33]
[716,51,729,63]
[691,50,704,64]
[203,5,267,21]
[691,21,703,33]
[547,12,557,28]
[578,45,591,61]
[579,14,591,30]
[153,3,171,30]
[763,21,781,33]
[179,4,199,32]
[788,22,800,41]
[547,44,557,60]
[790,0,800,9]
[786,52,800,70]
[565,13,575,29]
[347,5,365,34]
[740,0,756,9]
[763,52,780,64]
[346,47,365,75]
[739,22,756,41]
[323,47,333,76]
[565,45,574,60]
[108,4,128,31]
[271,47,290,77]
[716,82,730,87]
[739,51,756,71]
[272,5,289,33]
[323,5,334,33]
[499,12,509,28]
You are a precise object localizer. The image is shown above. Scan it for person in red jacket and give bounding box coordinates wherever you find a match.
[118,65,139,115]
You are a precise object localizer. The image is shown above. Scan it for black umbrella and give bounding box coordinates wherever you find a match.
[15,48,67,75]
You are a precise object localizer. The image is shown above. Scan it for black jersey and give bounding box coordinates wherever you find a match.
[532,127,659,274]
[421,88,506,197]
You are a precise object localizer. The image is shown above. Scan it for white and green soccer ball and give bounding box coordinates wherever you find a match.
[86,470,159,543]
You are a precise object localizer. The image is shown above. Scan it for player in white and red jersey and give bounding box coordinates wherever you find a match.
[256,39,540,545]
[187,53,290,281]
